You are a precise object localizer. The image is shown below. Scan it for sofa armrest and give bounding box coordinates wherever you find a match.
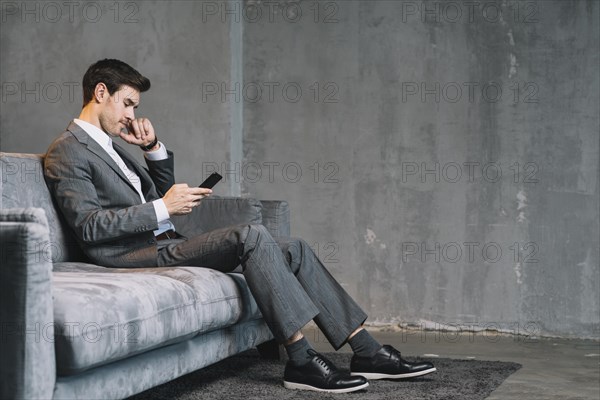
[0,208,55,400]
[259,200,290,238]
[170,196,263,238]
[170,197,290,239]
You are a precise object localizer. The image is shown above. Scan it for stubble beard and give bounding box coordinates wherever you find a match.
[98,113,123,138]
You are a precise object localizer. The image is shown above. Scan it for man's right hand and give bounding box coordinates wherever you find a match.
[163,183,212,215]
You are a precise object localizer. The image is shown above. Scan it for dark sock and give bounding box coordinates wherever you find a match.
[285,337,314,366]
[348,329,383,358]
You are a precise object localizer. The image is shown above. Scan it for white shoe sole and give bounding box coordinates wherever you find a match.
[351,367,437,380]
[283,380,369,393]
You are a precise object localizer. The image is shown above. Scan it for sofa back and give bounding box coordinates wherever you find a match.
[1,152,86,262]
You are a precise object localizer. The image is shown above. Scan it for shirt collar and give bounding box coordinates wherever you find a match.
[73,118,114,150]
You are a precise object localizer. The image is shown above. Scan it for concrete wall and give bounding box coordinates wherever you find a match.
[1,0,598,339]
[241,0,599,339]
[0,0,235,192]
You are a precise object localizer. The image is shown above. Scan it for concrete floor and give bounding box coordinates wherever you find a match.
[302,325,600,400]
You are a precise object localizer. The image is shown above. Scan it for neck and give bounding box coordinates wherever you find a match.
[78,105,102,131]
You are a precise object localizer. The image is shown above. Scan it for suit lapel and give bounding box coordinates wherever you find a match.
[67,121,143,198]
[112,141,158,199]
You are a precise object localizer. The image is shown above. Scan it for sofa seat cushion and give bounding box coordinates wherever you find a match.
[52,262,261,376]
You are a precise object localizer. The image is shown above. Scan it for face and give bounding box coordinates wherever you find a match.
[97,85,140,137]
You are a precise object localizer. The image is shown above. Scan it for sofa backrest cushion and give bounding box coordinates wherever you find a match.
[1,152,87,263]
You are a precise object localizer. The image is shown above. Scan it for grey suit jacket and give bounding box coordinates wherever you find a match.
[44,121,175,267]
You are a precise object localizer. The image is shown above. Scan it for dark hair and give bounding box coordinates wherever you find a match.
[82,59,151,106]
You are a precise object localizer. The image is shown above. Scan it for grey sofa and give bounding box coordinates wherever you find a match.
[0,152,289,399]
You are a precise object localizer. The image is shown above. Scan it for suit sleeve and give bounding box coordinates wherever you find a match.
[145,150,175,197]
[44,136,159,244]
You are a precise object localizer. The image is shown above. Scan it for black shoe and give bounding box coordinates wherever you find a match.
[350,345,437,380]
[284,349,369,393]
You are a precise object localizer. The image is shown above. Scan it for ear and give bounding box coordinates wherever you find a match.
[93,82,109,103]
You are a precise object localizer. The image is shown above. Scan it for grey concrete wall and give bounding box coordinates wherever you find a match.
[0,0,235,193]
[241,0,599,339]
[1,0,598,339]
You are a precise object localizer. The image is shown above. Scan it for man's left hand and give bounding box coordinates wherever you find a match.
[120,117,156,148]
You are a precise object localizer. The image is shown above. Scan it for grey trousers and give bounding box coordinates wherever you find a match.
[156,224,367,350]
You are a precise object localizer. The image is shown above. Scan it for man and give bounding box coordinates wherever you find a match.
[44,59,436,393]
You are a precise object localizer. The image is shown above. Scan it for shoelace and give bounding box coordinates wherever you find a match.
[308,349,334,374]
[387,346,404,366]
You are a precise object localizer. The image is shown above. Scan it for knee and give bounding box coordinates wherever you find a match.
[283,237,307,272]
[247,224,271,238]
[244,224,273,248]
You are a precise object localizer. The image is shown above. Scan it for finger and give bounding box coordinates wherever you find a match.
[138,119,148,139]
[119,130,132,142]
[143,119,152,135]
[128,120,137,139]
[190,188,213,195]
[130,119,142,140]
[137,119,146,140]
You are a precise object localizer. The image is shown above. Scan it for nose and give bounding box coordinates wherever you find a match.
[125,108,135,121]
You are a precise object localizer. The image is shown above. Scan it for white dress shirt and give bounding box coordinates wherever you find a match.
[73,119,175,236]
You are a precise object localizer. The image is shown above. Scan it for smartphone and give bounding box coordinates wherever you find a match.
[199,172,223,189]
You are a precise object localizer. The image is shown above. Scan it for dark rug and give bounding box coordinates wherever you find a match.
[129,350,521,400]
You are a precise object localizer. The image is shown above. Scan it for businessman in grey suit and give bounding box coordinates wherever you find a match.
[44,59,435,393]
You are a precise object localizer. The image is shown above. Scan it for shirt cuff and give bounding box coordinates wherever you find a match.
[143,141,168,160]
[152,199,170,223]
